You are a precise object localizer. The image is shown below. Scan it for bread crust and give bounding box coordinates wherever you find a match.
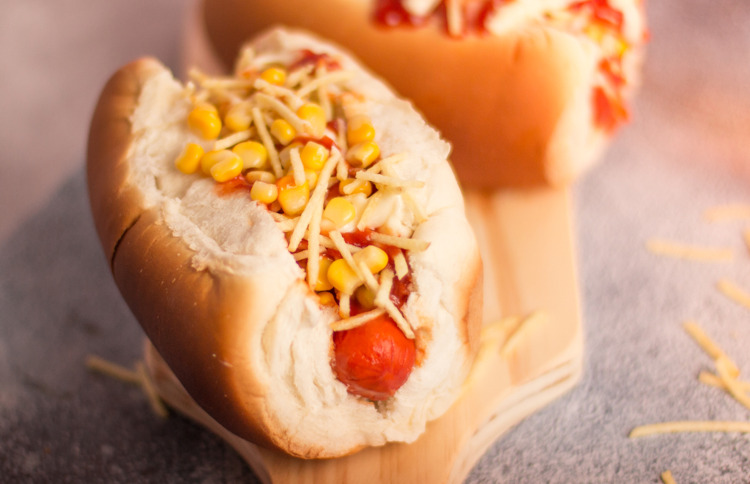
[200,0,644,188]
[87,30,482,458]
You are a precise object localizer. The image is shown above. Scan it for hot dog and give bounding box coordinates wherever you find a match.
[86,27,482,458]
[199,0,647,187]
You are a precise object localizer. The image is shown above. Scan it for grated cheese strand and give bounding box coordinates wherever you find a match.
[716,356,750,411]
[699,370,750,392]
[329,230,369,285]
[254,92,311,134]
[629,421,750,438]
[375,268,394,307]
[252,106,283,177]
[646,239,733,261]
[253,78,305,110]
[213,129,253,151]
[703,204,750,222]
[661,470,677,484]
[330,308,386,332]
[339,293,351,318]
[288,149,340,252]
[370,232,430,252]
[135,362,169,419]
[306,201,324,289]
[717,279,750,311]
[393,250,409,279]
[289,147,306,186]
[86,355,141,385]
[682,321,740,378]
[296,70,355,98]
[355,171,426,189]
[743,228,750,255]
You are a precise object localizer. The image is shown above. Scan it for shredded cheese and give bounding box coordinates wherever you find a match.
[254,92,311,134]
[339,293,351,318]
[370,232,430,252]
[251,106,283,177]
[646,239,733,261]
[375,268,394,307]
[629,421,750,438]
[296,70,355,98]
[213,129,253,151]
[743,228,750,255]
[355,171,426,189]
[703,204,750,222]
[135,362,169,419]
[289,147,306,186]
[717,279,750,311]
[330,308,386,331]
[661,470,677,484]
[699,371,750,393]
[682,321,740,377]
[393,250,409,279]
[86,355,141,385]
[716,356,750,411]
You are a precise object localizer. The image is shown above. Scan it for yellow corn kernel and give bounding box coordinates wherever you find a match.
[270,119,296,145]
[249,181,278,204]
[260,66,287,86]
[346,116,375,146]
[323,197,356,229]
[188,103,222,140]
[354,285,376,309]
[318,291,336,306]
[174,143,205,174]
[224,102,252,132]
[338,178,373,196]
[300,141,329,171]
[210,151,243,182]
[277,175,310,215]
[314,256,334,291]
[354,245,389,274]
[233,141,268,169]
[201,149,236,176]
[327,258,362,295]
[304,169,318,188]
[347,141,380,167]
[245,170,276,184]
[297,103,327,138]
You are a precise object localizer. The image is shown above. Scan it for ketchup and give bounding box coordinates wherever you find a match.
[332,309,416,400]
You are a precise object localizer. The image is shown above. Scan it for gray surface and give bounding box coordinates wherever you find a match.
[2,1,750,483]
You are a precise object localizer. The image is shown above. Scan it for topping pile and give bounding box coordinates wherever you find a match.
[374,0,643,132]
[174,48,429,399]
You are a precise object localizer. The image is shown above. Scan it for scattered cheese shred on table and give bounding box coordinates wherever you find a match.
[743,228,750,255]
[682,321,739,377]
[629,421,750,438]
[645,239,733,261]
[661,470,677,484]
[703,204,750,222]
[717,279,750,311]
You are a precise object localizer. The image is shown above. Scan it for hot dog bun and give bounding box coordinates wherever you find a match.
[199,0,646,187]
[87,27,482,459]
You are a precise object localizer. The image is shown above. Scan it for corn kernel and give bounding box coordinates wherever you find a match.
[314,256,334,291]
[249,181,278,204]
[297,103,327,138]
[327,258,362,295]
[201,149,236,176]
[233,141,268,169]
[338,178,373,196]
[354,245,388,274]
[210,151,243,182]
[245,170,276,184]
[318,291,336,306]
[224,102,252,132]
[260,66,286,86]
[323,197,356,229]
[270,118,296,145]
[277,175,310,215]
[188,103,222,140]
[347,141,380,167]
[300,141,329,171]
[174,143,205,174]
[346,116,375,146]
[354,285,376,309]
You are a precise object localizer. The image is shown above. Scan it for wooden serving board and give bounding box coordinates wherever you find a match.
[144,185,583,484]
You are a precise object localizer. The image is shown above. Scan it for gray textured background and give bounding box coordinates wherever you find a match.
[2,1,750,482]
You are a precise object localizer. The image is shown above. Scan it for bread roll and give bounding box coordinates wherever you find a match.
[199,0,647,187]
[87,27,482,459]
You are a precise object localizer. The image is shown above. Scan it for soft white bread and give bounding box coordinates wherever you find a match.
[200,0,647,188]
[87,27,482,458]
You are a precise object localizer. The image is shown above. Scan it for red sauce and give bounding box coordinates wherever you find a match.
[294,135,338,151]
[592,86,627,132]
[289,50,342,72]
[332,309,416,400]
[569,0,623,32]
[374,0,507,37]
[215,175,253,196]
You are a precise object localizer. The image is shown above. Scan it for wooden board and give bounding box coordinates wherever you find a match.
[144,186,582,484]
